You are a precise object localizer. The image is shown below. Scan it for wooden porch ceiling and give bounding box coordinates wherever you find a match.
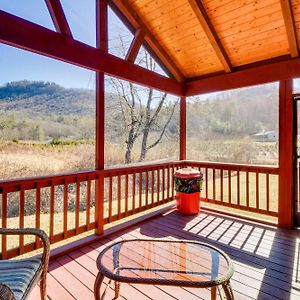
[111,0,300,81]
[28,210,300,300]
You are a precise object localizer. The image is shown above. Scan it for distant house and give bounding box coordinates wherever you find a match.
[253,130,278,142]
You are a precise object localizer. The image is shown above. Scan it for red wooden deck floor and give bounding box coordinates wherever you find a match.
[28,210,300,300]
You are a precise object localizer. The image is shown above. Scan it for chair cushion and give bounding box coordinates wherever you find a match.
[0,257,42,300]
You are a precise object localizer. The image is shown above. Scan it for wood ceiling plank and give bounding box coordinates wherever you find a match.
[280,0,299,57]
[219,12,284,40]
[223,26,287,49]
[205,0,278,20]
[188,0,232,72]
[125,28,145,63]
[208,3,281,29]
[111,0,185,81]
[44,0,72,38]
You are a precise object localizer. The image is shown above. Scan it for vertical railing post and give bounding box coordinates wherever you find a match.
[278,79,294,228]
[95,0,108,235]
[180,96,186,160]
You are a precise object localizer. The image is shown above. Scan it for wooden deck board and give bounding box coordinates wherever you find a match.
[28,210,300,300]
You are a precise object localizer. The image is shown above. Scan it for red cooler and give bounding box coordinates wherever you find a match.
[174,168,203,214]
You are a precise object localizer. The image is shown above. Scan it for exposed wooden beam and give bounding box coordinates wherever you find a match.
[278,79,294,229]
[280,0,299,57]
[95,0,107,236]
[110,0,185,82]
[188,0,232,73]
[186,57,300,96]
[126,29,145,63]
[44,0,73,38]
[0,10,184,96]
[180,96,186,160]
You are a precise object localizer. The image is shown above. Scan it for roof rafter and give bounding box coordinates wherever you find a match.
[110,0,185,82]
[280,0,299,57]
[126,29,145,63]
[188,0,232,73]
[44,0,73,38]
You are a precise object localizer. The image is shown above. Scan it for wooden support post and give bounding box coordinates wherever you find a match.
[95,0,108,235]
[278,79,294,228]
[180,96,186,160]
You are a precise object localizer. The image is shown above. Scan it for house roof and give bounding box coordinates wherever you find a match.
[111,0,300,82]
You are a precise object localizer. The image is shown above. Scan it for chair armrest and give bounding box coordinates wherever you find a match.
[0,228,50,276]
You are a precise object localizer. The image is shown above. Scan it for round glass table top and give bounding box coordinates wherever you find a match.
[97,239,234,287]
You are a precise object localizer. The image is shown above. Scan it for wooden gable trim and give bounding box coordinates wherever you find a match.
[126,29,145,63]
[0,10,184,96]
[44,0,73,38]
[280,0,299,58]
[110,0,185,82]
[188,0,232,73]
[186,57,300,96]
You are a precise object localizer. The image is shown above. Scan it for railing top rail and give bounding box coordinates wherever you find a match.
[0,159,279,193]
[0,160,184,191]
[185,160,279,173]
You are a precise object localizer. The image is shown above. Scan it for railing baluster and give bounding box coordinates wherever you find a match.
[228,170,231,204]
[19,187,25,254]
[109,175,113,221]
[266,172,270,212]
[63,181,68,239]
[256,171,259,209]
[246,171,249,208]
[50,183,55,243]
[171,165,174,200]
[86,177,91,229]
[220,168,223,203]
[75,178,80,234]
[205,168,208,200]
[151,170,154,206]
[118,174,121,219]
[162,167,165,202]
[237,170,240,207]
[157,168,160,203]
[2,189,7,259]
[132,172,136,212]
[167,166,170,201]
[35,183,41,248]
[139,172,142,210]
[125,173,129,216]
[213,168,216,201]
[145,170,149,206]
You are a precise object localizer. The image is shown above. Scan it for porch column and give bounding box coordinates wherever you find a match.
[180,96,186,160]
[278,79,294,228]
[95,0,108,234]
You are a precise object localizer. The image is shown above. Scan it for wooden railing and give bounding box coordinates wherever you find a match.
[0,160,279,258]
[0,161,182,258]
[102,162,181,224]
[185,161,279,217]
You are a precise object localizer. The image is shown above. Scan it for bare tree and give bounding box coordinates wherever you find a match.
[107,43,178,163]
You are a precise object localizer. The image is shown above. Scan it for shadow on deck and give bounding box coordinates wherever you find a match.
[29,210,300,300]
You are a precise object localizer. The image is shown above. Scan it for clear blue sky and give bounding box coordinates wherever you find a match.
[0,0,132,89]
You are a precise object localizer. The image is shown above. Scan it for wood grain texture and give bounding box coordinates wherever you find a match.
[188,0,232,72]
[280,0,299,57]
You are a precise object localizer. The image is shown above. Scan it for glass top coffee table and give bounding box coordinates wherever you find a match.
[94,239,234,300]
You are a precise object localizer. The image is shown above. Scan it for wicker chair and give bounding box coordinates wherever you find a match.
[0,228,50,300]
